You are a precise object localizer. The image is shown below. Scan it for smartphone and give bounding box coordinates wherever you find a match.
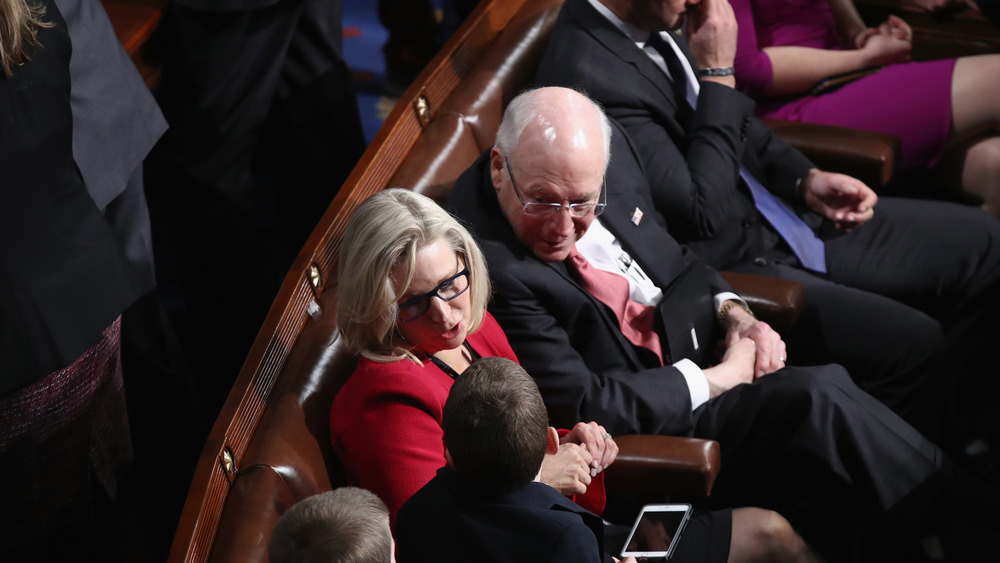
[620,503,692,561]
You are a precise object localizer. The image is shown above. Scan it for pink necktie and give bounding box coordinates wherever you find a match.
[567,248,663,366]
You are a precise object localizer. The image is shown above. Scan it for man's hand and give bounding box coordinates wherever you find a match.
[703,333,756,397]
[540,442,593,496]
[722,303,786,377]
[801,169,877,231]
[561,421,619,475]
[685,0,738,86]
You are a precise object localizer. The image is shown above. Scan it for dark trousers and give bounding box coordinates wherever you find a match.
[693,365,943,559]
[147,0,366,414]
[731,198,1000,450]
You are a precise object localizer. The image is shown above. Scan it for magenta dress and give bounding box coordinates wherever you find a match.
[731,0,956,170]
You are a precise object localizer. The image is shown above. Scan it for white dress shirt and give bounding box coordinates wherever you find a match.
[577,221,745,410]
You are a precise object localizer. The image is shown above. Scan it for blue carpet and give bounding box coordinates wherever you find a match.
[343,0,444,144]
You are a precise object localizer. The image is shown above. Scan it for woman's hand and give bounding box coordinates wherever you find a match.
[540,443,593,496]
[855,16,912,65]
[882,15,913,42]
[561,421,619,475]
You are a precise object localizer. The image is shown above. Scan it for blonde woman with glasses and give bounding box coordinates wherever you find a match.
[330,188,618,531]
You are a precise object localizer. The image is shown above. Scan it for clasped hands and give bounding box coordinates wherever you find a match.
[855,14,912,66]
[539,421,618,497]
[705,302,786,397]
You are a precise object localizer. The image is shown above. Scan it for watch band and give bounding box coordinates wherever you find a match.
[717,300,755,325]
[697,67,735,77]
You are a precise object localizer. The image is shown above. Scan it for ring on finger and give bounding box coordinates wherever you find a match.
[601,433,612,439]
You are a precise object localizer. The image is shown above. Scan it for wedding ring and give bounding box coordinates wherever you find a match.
[602,433,612,439]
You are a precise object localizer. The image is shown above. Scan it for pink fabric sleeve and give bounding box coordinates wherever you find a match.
[730,0,775,99]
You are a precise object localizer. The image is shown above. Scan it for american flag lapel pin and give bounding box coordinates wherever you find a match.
[631,207,644,226]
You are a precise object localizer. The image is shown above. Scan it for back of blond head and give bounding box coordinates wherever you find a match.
[337,189,490,362]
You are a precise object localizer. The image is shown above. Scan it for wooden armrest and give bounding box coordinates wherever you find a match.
[605,435,721,497]
[764,118,900,188]
[720,271,804,335]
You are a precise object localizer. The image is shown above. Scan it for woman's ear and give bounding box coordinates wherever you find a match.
[546,427,560,455]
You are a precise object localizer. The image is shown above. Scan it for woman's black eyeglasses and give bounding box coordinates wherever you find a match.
[397,267,471,322]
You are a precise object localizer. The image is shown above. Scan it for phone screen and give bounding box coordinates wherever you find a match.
[621,504,691,559]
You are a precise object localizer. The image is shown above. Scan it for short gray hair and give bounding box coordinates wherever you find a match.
[269,487,392,563]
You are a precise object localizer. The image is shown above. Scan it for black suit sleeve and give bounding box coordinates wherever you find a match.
[487,258,699,437]
[547,523,606,563]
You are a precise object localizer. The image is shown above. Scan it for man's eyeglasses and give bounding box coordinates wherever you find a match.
[397,267,471,322]
[504,157,606,218]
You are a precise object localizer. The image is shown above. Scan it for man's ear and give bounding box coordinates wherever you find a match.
[489,146,505,194]
[445,448,456,469]
[546,427,560,455]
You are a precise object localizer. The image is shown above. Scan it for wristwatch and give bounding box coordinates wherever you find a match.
[697,67,735,77]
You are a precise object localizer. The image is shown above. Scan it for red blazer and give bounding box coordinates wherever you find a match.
[330,312,605,530]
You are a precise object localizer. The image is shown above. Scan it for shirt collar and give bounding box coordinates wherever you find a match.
[586,0,651,46]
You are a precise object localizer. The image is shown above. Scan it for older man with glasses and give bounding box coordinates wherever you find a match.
[448,86,1000,560]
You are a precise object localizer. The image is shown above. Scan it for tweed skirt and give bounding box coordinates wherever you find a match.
[0,317,132,545]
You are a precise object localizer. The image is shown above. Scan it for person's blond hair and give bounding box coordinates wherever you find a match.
[0,0,53,78]
[337,189,490,363]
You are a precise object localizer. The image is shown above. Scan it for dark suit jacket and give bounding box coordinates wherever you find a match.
[56,0,167,293]
[397,466,612,563]
[448,123,733,436]
[0,0,138,390]
[535,0,817,271]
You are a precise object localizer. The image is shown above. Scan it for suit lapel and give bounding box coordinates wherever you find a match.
[469,155,652,371]
[566,0,685,120]
[600,193,686,288]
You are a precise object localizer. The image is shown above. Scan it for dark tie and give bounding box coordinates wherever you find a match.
[646,32,827,273]
[646,32,694,126]
[567,247,663,365]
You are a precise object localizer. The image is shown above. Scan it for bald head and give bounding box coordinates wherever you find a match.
[495,87,612,172]
[489,88,611,263]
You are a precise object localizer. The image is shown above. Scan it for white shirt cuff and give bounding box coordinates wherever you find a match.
[713,292,746,314]
[675,358,710,410]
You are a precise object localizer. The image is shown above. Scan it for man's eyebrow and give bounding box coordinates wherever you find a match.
[524,184,599,201]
